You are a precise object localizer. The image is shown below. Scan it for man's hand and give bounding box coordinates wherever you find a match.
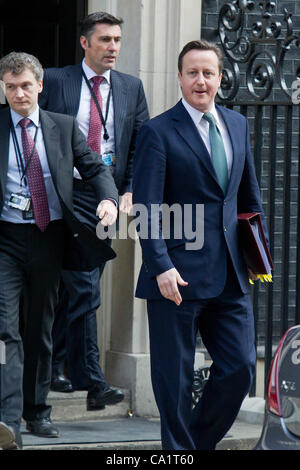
[119,192,133,215]
[248,268,258,282]
[96,200,118,226]
[156,268,188,306]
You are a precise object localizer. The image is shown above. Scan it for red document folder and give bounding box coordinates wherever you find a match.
[238,213,274,275]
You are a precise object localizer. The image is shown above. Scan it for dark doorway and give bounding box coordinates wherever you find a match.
[0,0,87,67]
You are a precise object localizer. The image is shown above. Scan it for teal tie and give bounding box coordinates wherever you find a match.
[203,112,228,194]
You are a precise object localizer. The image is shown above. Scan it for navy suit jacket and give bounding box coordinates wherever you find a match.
[39,63,149,195]
[0,107,118,270]
[133,100,267,299]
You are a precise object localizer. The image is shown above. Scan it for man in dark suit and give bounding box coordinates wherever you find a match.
[0,51,118,449]
[39,12,149,409]
[133,40,268,450]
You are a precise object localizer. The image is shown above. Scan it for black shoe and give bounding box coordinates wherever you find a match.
[50,374,73,393]
[87,386,125,411]
[0,422,22,450]
[26,418,59,438]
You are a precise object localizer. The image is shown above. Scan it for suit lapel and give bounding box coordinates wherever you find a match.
[0,108,11,204]
[61,68,128,152]
[171,101,220,187]
[39,109,62,189]
[111,70,128,153]
[215,104,239,195]
[63,64,83,116]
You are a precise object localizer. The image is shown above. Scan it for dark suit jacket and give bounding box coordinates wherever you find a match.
[133,100,268,299]
[39,63,149,195]
[0,107,119,270]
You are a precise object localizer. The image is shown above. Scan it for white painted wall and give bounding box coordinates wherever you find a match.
[88,0,202,415]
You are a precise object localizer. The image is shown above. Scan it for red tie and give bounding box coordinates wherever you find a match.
[19,118,50,232]
[87,76,104,154]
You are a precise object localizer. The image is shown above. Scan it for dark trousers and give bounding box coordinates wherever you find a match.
[52,265,107,390]
[147,261,256,450]
[0,220,65,427]
[51,181,110,390]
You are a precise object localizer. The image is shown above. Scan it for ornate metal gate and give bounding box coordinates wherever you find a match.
[214,0,300,394]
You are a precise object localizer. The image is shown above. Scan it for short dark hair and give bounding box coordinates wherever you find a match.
[0,51,43,82]
[80,12,123,42]
[178,40,224,74]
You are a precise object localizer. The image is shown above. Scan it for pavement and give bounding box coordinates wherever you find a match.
[17,396,265,451]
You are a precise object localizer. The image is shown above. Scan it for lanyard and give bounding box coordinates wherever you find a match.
[81,68,111,142]
[10,117,39,188]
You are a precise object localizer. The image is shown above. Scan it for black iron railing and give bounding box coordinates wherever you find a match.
[215,0,300,395]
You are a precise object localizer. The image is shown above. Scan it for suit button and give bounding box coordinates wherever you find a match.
[224,200,227,205]
[224,226,227,232]
[73,233,79,238]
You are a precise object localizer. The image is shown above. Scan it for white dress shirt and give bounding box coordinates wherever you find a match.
[181,98,233,178]
[74,59,115,179]
[0,107,62,224]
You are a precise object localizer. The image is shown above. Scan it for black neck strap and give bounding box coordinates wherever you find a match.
[81,68,111,142]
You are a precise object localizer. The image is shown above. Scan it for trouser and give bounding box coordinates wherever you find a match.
[0,220,65,426]
[51,179,112,390]
[52,265,107,390]
[147,261,256,450]
[0,340,5,421]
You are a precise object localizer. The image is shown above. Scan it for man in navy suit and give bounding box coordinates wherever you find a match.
[39,12,149,410]
[133,40,267,450]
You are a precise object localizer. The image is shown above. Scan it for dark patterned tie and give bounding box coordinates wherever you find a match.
[203,112,228,194]
[19,118,50,232]
[87,76,104,154]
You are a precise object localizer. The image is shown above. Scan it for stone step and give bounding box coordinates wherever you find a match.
[47,388,131,422]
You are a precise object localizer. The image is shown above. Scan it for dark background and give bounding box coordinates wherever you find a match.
[0,0,87,67]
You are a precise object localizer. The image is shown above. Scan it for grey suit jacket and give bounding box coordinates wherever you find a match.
[0,107,119,270]
[39,63,149,194]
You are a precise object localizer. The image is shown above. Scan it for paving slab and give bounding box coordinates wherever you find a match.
[20,417,262,451]
[22,417,161,450]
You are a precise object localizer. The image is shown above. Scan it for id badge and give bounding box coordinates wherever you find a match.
[101,152,116,166]
[22,199,34,220]
[8,192,31,212]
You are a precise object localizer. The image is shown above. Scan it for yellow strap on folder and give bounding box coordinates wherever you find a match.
[249,274,273,285]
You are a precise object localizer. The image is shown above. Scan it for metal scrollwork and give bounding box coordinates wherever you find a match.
[219,61,240,100]
[217,0,300,102]
[218,0,254,64]
[246,50,275,100]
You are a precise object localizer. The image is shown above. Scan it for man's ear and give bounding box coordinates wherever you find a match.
[218,73,222,88]
[80,35,88,51]
[178,71,183,88]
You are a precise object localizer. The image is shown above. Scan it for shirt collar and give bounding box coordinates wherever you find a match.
[82,59,111,84]
[181,98,220,127]
[11,106,40,129]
